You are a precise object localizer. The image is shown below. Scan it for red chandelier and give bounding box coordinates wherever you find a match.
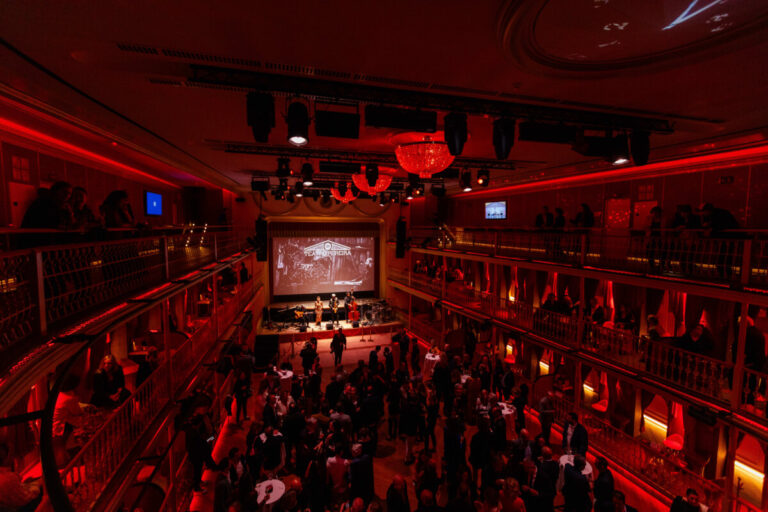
[351,167,395,194]
[395,135,455,178]
[330,182,358,203]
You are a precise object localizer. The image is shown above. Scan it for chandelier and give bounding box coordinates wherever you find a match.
[395,136,455,178]
[351,167,395,194]
[330,182,358,203]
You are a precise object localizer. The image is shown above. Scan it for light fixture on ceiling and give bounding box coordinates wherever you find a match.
[246,92,275,143]
[476,168,489,186]
[395,134,455,178]
[414,182,424,196]
[611,134,630,165]
[331,181,358,203]
[352,165,394,194]
[294,182,304,197]
[444,112,468,156]
[378,193,387,206]
[630,131,651,166]
[278,178,289,191]
[276,157,292,177]
[461,171,473,192]
[405,186,414,200]
[286,101,310,146]
[493,118,516,160]
[301,162,314,186]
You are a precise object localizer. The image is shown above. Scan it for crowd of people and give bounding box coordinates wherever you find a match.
[187,327,675,512]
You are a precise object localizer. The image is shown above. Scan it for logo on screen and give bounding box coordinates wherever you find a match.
[303,240,352,257]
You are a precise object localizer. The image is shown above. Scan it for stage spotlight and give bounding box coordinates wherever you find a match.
[365,164,379,188]
[405,186,414,200]
[444,112,468,156]
[630,131,650,166]
[414,183,424,196]
[246,92,275,143]
[276,157,291,177]
[378,193,386,206]
[294,182,304,197]
[493,118,516,160]
[286,101,310,146]
[301,163,314,186]
[476,168,489,186]
[611,134,630,165]
[460,171,473,192]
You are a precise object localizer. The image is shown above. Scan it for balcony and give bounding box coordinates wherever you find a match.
[0,226,247,368]
[388,270,765,422]
[404,226,768,292]
[35,257,260,511]
[548,394,727,512]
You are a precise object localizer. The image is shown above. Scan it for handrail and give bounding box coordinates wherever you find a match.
[551,395,725,511]
[38,252,254,512]
[390,270,736,404]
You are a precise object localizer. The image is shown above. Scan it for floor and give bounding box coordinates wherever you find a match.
[189,334,660,512]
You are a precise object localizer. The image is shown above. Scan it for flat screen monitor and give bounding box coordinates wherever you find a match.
[485,201,506,220]
[144,191,162,216]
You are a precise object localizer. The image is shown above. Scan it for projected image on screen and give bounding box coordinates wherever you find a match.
[272,237,375,296]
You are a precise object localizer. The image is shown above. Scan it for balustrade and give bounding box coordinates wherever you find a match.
[0,230,245,363]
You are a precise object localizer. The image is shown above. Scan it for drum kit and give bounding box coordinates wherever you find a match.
[361,299,393,325]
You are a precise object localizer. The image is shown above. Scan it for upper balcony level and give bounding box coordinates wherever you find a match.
[400,225,768,296]
[0,225,248,372]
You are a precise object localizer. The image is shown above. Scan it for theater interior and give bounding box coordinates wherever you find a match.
[1,2,768,512]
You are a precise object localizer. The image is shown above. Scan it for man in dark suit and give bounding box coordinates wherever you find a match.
[593,457,615,512]
[331,328,346,365]
[519,458,556,512]
[562,412,589,456]
[562,455,592,512]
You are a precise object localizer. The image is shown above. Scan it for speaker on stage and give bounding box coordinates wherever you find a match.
[253,334,279,369]
[326,323,334,330]
[352,321,360,328]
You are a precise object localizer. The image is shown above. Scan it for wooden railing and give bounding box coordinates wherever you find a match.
[406,226,763,289]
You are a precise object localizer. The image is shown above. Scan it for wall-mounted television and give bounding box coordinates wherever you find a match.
[485,201,506,220]
[144,191,162,216]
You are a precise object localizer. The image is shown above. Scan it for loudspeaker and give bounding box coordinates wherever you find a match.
[253,334,279,369]
[352,321,360,328]
[299,325,307,332]
[396,216,407,259]
[326,323,334,330]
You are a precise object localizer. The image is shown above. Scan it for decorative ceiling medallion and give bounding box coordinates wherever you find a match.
[497,0,768,75]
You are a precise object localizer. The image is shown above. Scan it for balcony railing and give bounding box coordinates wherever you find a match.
[0,228,246,366]
[51,276,255,510]
[389,270,740,407]
[549,395,725,512]
[406,227,767,289]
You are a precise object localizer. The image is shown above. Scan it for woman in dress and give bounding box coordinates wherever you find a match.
[314,296,323,325]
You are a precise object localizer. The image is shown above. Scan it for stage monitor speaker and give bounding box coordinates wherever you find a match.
[326,323,334,330]
[253,334,279,369]
[299,325,307,332]
[352,321,360,328]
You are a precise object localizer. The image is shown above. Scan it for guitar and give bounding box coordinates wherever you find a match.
[294,309,305,319]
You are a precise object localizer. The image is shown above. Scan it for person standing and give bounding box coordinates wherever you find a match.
[300,339,318,375]
[538,391,555,445]
[331,328,347,366]
[315,296,324,326]
[594,457,615,512]
[344,291,353,322]
[562,456,592,512]
[563,412,589,456]
[233,370,251,423]
[330,294,340,326]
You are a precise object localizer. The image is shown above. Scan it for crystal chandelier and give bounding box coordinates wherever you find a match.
[330,182,358,203]
[351,167,395,194]
[395,136,455,178]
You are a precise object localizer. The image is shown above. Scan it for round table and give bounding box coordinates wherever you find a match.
[498,402,516,439]
[276,370,293,392]
[423,353,440,379]
[255,479,286,505]
[556,454,594,491]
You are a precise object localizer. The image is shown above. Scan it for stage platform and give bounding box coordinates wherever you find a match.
[260,317,402,344]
